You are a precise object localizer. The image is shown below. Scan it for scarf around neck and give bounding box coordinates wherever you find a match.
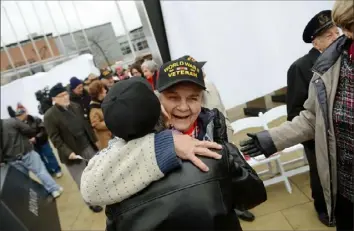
[89,100,102,109]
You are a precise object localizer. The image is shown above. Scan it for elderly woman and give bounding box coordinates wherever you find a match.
[81,58,266,230]
[240,1,353,230]
[141,59,159,89]
[88,80,112,150]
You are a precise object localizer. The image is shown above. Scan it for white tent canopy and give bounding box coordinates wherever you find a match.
[161,1,335,109]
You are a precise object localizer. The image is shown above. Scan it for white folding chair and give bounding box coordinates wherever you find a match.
[231,117,292,193]
[259,105,309,178]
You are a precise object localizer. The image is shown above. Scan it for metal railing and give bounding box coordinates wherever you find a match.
[1,1,142,85]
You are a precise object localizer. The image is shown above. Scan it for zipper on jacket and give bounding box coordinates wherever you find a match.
[313,77,335,225]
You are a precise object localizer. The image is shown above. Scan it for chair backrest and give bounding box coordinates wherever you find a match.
[259,105,287,130]
[231,116,264,134]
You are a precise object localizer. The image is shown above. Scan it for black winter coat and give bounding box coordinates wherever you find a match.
[105,108,267,231]
[44,102,97,164]
[0,118,36,162]
[25,115,48,148]
[70,89,91,120]
[286,48,320,121]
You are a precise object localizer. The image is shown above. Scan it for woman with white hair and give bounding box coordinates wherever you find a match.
[141,59,159,89]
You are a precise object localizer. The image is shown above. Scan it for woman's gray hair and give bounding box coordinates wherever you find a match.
[141,60,158,72]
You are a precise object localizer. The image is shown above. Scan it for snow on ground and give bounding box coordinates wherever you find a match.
[1,54,99,119]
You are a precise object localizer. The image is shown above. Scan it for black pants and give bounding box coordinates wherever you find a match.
[303,140,327,214]
[335,194,354,231]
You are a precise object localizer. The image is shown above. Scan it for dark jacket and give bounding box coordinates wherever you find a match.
[69,89,91,120]
[286,48,320,121]
[25,115,48,148]
[105,108,267,231]
[44,102,97,164]
[0,118,36,163]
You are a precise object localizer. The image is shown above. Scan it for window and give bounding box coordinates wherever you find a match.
[120,41,128,47]
[136,40,148,50]
[121,46,131,55]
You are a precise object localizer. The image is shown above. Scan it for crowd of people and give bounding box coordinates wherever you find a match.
[0,1,352,230]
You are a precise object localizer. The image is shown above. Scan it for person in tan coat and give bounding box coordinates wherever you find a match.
[88,80,112,150]
[240,1,353,230]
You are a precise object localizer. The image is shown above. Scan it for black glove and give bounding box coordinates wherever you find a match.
[239,133,265,157]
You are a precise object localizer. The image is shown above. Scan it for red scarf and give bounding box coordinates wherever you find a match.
[183,121,198,138]
[146,76,154,90]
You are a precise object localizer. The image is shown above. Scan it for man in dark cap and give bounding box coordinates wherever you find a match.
[286,10,339,227]
[43,83,102,213]
[69,76,91,120]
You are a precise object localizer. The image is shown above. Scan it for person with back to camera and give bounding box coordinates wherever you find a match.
[0,115,63,198]
[240,1,354,230]
[14,104,63,178]
[81,58,267,230]
[87,80,112,150]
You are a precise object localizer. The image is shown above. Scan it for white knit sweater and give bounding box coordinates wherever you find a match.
[80,134,164,205]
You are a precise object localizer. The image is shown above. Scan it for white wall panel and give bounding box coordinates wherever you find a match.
[161,1,335,109]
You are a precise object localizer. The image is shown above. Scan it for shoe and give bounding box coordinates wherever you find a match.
[89,205,103,213]
[51,187,64,199]
[55,172,63,178]
[318,213,336,227]
[235,209,255,222]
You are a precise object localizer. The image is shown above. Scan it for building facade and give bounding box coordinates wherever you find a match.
[0,33,60,72]
[1,23,152,85]
[117,26,150,62]
[55,23,124,69]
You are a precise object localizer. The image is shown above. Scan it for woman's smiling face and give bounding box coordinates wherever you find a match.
[160,82,203,132]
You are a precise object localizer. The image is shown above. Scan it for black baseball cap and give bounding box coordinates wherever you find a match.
[102,77,161,141]
[99,69,113,79]
[180,55,207,68]
[157,57,206,92]
[303,10,334,43]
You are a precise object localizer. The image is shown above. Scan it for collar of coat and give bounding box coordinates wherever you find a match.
[89,100,102,109]
[312,36,352,75]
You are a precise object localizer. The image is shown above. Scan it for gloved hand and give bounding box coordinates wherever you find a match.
[239,133,265,157]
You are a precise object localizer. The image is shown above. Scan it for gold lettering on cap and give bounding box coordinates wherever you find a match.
[164,62,179,72]
[166,61,199,78]
[168,72,176,77]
